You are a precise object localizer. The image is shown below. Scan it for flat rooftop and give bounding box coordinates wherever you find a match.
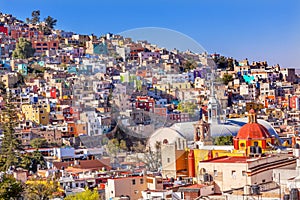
[200,154,292,164]
[200,156,250,163]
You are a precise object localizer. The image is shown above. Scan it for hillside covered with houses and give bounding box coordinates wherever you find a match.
[0,11,300,200]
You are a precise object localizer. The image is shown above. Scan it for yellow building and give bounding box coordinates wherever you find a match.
[21,103,50,125]
[265,108,284,119]
[245,102,264,112]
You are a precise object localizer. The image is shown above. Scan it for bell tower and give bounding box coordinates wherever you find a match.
[193,119,212,147]
[207,71,220,125]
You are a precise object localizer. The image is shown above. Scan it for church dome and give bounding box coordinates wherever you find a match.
[236,109,272,140]
[236,123,271,139]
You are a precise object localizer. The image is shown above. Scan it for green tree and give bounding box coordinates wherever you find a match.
[105,139,127,166]
[214,55,228,69]
[44,16,57,29]
[0,174,24,200]
[131,141,145,153]
[30,138,47,148]
[64,188,100,200]
[12,38,35,59]
[213,135,233,145]
[0,93,22,171]
[183,60,197,72]
[31,10,40,24]
[25,179,60,200]
[177,102,197,115]
[21,151,46,173]
[227,58,234,71]
[106,139,127,155]
[119,140,127,151]
[106,138,119,157]
[222,73,233,85]
[42,16,57,35]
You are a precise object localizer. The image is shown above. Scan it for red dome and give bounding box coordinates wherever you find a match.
[236,123,272,139]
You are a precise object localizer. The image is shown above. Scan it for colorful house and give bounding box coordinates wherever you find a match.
[21,103,50,125]
[17,63,28,76]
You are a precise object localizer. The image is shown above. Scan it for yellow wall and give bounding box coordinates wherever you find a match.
[236,138,272,155]
[193,149,236,177]
[246,102,264,112]
[22,104,50,125]
[176,151,188,173]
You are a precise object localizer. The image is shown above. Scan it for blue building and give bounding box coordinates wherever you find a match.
[17,63,28,76]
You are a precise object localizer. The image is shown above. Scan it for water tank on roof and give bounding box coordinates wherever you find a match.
[290,188,299,200]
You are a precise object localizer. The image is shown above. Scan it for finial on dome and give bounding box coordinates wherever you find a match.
[248,109,257,123]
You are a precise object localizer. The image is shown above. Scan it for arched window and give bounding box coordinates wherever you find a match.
[199,168,206,175]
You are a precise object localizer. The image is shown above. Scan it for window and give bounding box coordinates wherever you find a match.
[132,179,136,185]
[167,158,170,163]
[214,170,218,177]
[242,171,247,176]
[146,178,153,183]
[240,143,245,147]
[140,179,144,184]
[231,170,236,179]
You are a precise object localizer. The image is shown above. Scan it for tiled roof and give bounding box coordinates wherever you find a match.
[236,123,271,139]
[53,159,111,170]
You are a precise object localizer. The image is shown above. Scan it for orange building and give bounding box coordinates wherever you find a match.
[32,39,59,53]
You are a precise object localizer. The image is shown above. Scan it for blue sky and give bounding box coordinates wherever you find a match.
[1,0,300,67]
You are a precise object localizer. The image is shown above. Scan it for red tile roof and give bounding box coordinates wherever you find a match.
[236,123,272,139]
[53,159,111,170]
